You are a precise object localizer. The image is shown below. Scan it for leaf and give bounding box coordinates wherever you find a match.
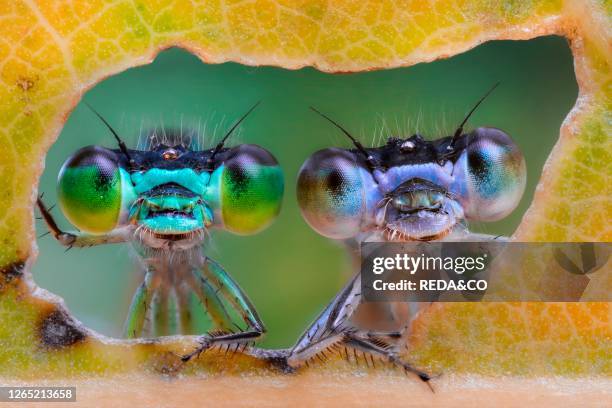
[0,0,609,395]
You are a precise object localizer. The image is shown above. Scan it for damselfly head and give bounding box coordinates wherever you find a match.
[298,108,526,241]
[57,105,284,250]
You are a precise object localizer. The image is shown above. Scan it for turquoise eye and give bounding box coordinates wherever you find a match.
[297,148,372,239]
[212,144,284,235]
[452,127,526,221]
[57,146,132,234]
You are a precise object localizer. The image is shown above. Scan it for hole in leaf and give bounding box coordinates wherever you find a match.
[33,36,577,346]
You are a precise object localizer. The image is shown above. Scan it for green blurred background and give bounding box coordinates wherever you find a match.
[33,36,577,348]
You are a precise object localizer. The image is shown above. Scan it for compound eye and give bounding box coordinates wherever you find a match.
[218,144,284,235]
[297,148,369,239]
[453,127,526,221]
[57,146,125,234]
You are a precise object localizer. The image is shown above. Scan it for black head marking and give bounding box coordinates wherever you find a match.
[361,135,451,168]
[83,104,261,174]
[315,84,500,171]
[121,141,202,171]
[114,130,239,172]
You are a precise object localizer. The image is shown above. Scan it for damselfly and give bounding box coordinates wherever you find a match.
[37,103,284,356]
[287,85,526,386]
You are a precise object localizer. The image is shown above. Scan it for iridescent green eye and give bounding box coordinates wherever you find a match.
[57,146,127,234]
[214,144,284,235]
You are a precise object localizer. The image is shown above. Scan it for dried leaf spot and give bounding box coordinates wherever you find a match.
[39,309,86,349]
[0,261,24,290]
[16,76,36,92]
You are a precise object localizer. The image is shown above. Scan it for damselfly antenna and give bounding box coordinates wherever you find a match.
[309,107,379,170]
[207,101,261,166]
[449,82,500,149]
[85,103,134,167]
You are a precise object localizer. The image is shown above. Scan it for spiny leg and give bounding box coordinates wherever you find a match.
[39,195,155,338]
[289,273,362,364]
[287,328,431,390]
[124,271,158,338]
[37,196,132,247]
[181,257,265,362]
[343,334,433,391]
[186,267,234,333]
[286,274,432,389]
[203,257,265,334]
